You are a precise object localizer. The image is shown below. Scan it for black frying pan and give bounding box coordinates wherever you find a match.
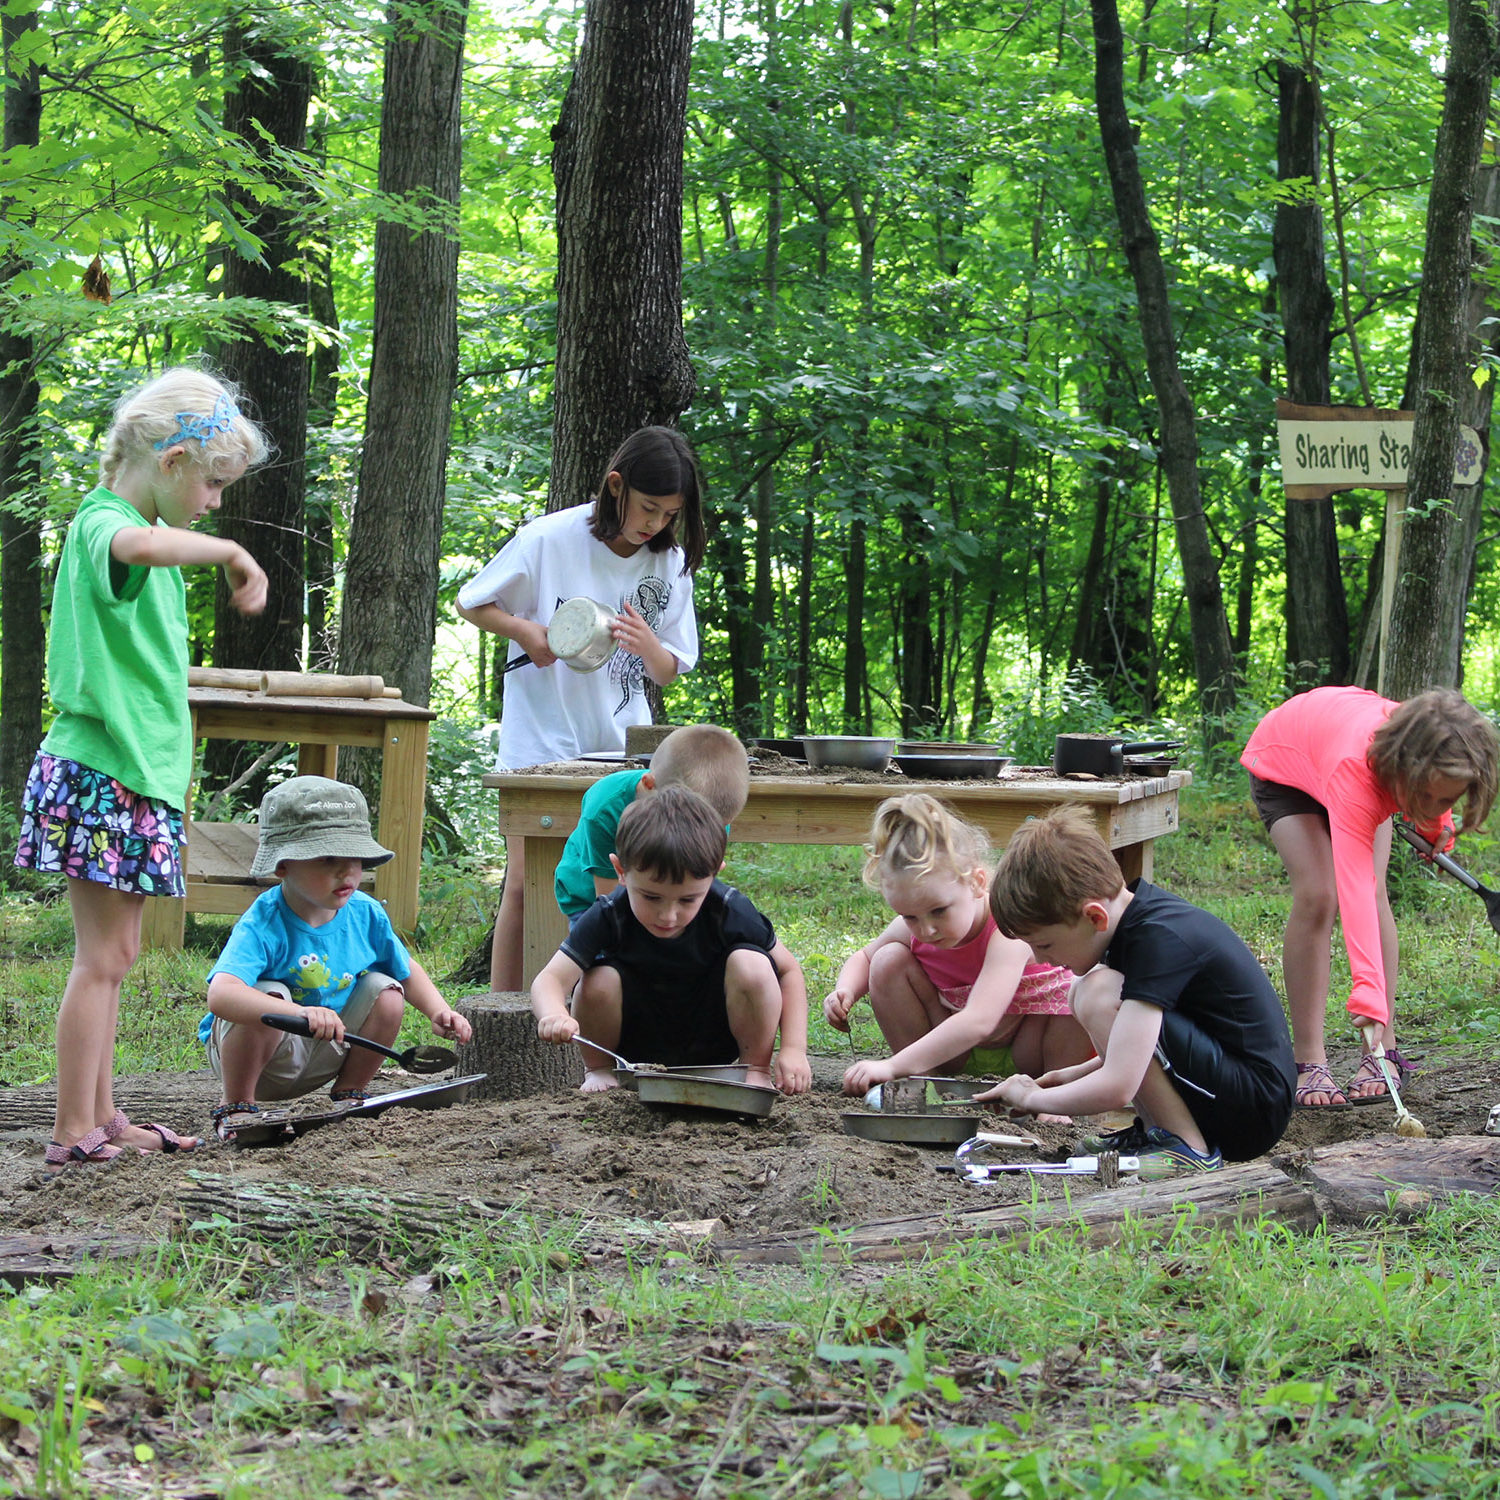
[260,1013,457,1073]
[1396,823,1500,935]
[1052,734,1183,777]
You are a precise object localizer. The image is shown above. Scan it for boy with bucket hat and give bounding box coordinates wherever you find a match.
[200,775,471,1140]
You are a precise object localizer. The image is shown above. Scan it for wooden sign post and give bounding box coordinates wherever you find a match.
[1275,400,1484,694]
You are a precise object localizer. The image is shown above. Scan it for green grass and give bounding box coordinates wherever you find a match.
[3,778,1500,1495]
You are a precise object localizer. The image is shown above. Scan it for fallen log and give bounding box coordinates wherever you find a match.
[715,1135,1500,1264]
[0,1234,154,1286]
[173,1171,515,1256]
[1276,1134,1500,1225]
[715,1160,1315,1264]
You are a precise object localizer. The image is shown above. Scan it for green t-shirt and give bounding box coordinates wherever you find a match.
[554,769,649,916]
[41,486,192,807]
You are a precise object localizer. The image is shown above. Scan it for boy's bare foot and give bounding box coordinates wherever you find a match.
[1035,1111,1074,1127]
[743,1066,773,1088]
[580,1068,620,1093]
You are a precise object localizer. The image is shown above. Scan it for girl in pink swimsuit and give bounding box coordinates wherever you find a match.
[1242,687,1498,1107]
[825,793,1094,1098]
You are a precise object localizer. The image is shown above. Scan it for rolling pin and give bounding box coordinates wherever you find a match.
[188,667,263,691]
[260,672,387,699]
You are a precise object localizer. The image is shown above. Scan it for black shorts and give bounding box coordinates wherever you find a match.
[1247,772,1328,832]
[607,951,773,1068]
[1156,1008,1293,1161]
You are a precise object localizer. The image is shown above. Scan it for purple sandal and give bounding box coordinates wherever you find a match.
[1345,1048,1416,1105]
[1294,1061,1351,1110]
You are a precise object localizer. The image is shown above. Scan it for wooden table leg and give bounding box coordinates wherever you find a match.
[141,895,186,948]
[1113,838,1154,884]
[520,834,569,986]
[298,742,339,778]
[375,718,429,937]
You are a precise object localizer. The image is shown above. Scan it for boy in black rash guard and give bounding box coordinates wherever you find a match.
[530,785,810,1095]
[979,805,1295,1175]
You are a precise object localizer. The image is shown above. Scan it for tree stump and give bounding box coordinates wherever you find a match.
[454,992,583,1100]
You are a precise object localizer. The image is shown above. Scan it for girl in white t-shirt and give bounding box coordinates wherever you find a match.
[457,426,705,990]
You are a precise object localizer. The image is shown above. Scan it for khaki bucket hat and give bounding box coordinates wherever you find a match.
[250,776,395,878]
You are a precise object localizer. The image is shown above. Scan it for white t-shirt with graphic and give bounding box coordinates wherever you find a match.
[457,502,699,770]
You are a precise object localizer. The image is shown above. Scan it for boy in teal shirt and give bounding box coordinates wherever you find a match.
[555,724,750,917]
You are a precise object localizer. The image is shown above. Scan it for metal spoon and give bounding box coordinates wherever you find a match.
[571,1035,639,1074]
[260,1013,457,1074]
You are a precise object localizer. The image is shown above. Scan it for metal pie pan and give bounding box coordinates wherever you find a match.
[840,1111,984,1145]
[892,754,1014,780]
[635,1071,777,1117]
[228,1074,488,1147]
[897,740,1004,756]
[617,1063,750,1094]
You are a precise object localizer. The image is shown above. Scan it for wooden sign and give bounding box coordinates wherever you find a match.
[1276,399,1483,498]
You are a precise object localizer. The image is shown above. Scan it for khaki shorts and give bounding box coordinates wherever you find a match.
[204,970,403,1101]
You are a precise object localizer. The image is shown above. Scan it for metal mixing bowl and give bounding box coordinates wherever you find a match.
[798,736,897,770]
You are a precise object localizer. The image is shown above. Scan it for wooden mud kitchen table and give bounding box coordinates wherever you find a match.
[484,766,1192,984]
[141,685,437,950]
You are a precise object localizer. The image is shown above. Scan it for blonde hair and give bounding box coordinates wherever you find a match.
[100,367,271,488]
[989,805,1124,937]
[862,794,990,891]
[649,724,750,824]
[1368,688,1500,832]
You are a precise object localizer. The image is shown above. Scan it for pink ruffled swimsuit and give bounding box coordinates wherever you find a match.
[911,912,1073,1044]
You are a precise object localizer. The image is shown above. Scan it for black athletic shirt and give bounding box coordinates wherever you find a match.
[1106,879,1296,1148]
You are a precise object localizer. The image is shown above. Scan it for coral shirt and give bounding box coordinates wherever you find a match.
[1241,687,1452,1026]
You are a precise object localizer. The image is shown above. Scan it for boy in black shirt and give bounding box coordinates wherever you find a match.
[531,785,810,1094]
[980,806,1295,1174]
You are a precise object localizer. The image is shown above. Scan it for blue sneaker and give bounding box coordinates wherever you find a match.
[1135,1127,1223,1180]
[1077,1116,1152,1154]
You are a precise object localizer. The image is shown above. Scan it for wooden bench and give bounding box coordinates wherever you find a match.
[142,687,436,949]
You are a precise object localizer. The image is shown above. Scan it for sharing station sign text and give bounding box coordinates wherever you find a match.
[1275,398,1483,499]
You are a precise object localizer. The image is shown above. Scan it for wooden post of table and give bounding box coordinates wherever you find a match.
[140,703,201,950]
[374,715,429,937]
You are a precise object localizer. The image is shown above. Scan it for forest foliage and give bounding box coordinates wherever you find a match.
[2,0,1495,772]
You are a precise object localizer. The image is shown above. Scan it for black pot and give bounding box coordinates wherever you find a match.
[1052,734,1182,777]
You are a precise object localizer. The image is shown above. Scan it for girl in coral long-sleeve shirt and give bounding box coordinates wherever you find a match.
[1241,687,1497,1107]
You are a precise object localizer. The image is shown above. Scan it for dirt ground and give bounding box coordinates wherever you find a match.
[3,1043,1496,1251]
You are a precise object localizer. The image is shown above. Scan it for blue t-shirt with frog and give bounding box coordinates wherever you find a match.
[199,886,412,1044]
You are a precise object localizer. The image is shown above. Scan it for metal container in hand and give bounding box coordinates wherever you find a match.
[547,596,618,673]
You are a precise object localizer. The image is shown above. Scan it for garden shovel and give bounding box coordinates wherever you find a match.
[260,1013,457,1073]
[1395,823,1500,935]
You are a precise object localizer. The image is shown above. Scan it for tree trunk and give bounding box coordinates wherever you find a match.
[0,1,43,831]
[1274,56,1349,689]
[1385,0,1499,698]
[339,0,468,726]
[548,0,697,511]
[1090,0,1237,731]
[214,22,311,677]
[305,125,341,671]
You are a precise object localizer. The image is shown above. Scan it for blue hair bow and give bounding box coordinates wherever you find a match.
[154,393,240,451]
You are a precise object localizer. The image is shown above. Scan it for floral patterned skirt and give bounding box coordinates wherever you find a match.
[13,752,185,897]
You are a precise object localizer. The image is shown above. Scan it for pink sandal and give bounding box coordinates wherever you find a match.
[106,1111,199,1153]
[43,1125,122,1175]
